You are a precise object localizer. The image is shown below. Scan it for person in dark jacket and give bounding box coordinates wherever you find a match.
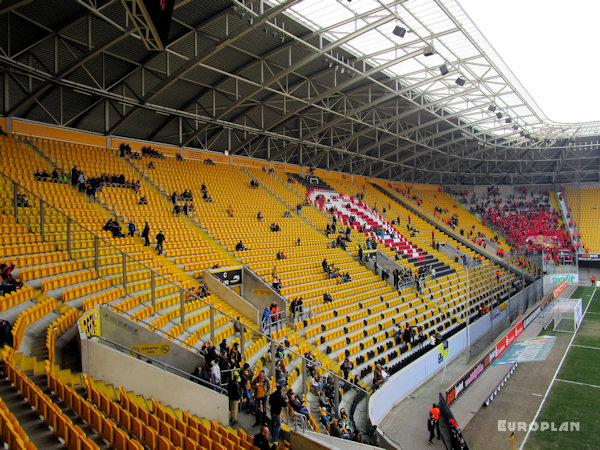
[141,222,150,246]
[268,385,287,443]
[155,230,165,255]
[427,412,436,444]
[253,426,275,450]
[227,371,242,425]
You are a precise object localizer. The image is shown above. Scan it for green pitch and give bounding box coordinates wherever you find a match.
[527,286,600,450]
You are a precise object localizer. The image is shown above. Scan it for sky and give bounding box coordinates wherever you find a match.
[458,0,600,124]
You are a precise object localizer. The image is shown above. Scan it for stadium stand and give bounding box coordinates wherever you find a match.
[0,129,530,449]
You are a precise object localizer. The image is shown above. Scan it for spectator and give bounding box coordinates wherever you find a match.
[253,426,274,450]
[227,371,242,426]
[373,364,385,389]
[268,385,287,443]
[156,230,165,255]
[142,222,150,246]
[262,307,271,332]
[252,370,270,427]
[287,389,309,417]
[128,221,136,237]
[341,357,353,380]
[240,363,253,412]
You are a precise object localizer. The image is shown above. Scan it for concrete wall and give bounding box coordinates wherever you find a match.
[204,271,259,326]
[241,266,287,321]
[376,250,405,288]
[369,277,544,425]
[369,325,468,425]
[99,307,203,375]
[291,431,383,450]
[85,339,229,424]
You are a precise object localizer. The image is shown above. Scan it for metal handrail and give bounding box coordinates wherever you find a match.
[105,304,194,348]
[87,334,227,394]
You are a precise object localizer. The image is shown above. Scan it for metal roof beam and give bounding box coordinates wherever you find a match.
[229,48,424,155]
[181,12,396,147]
[108,0,302,135]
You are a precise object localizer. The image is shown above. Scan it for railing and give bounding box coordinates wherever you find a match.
[106,303,199,349]
[1,170,368,415]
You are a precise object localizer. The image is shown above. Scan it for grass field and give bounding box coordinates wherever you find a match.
[527,286,600,449]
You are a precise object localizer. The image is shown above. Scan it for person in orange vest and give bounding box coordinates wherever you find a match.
[270,302,281,330]
[428,403,441,441]
[592,275,596,286]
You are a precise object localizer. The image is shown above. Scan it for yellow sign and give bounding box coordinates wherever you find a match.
[254,288,270,296]
[80,308,100,338]
[437,342,449,363]
[129,343,171,357]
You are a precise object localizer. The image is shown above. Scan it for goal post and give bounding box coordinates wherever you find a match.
[553,299,583,333]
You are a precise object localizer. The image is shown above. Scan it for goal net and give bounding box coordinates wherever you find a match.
[553,299,583,333]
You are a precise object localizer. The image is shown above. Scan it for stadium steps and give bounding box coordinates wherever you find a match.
[0,362,65,449]
[123,154,237,268]
[25,366,112,450]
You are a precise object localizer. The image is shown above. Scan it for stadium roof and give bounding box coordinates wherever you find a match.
[1,0,599,185]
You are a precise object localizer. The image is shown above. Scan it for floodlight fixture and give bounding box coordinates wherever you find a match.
[439,64,449,75]
[392,25,407,38]
[423,45,435,56]
[455,77,465,86]
[496,112,503,119]
[488,105,496,112]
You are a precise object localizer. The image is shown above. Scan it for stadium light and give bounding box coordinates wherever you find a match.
[455,77,466,86]
[423,45,435,56]
[488,105,496,112]
[392,25,407,38]
[439,64,449,76]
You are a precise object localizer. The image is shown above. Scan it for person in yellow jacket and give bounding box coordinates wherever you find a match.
[252,370,271,426]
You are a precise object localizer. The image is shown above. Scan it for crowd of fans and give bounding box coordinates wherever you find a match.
[455,186,574,261]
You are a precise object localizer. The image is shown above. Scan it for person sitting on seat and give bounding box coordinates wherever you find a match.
[323,292,333,303]
[319,407,332,428]
[257,211,263,222]
[287,390,310,417]
[235,241,246,251]
[138,195,148,205]
[373,364,385,389]
[227,205,234,217]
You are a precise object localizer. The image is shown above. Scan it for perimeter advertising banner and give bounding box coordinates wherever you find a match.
[445,319,524,406]
[553,280,568,298]
[494,320,524,359]
[445,348,496,406]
